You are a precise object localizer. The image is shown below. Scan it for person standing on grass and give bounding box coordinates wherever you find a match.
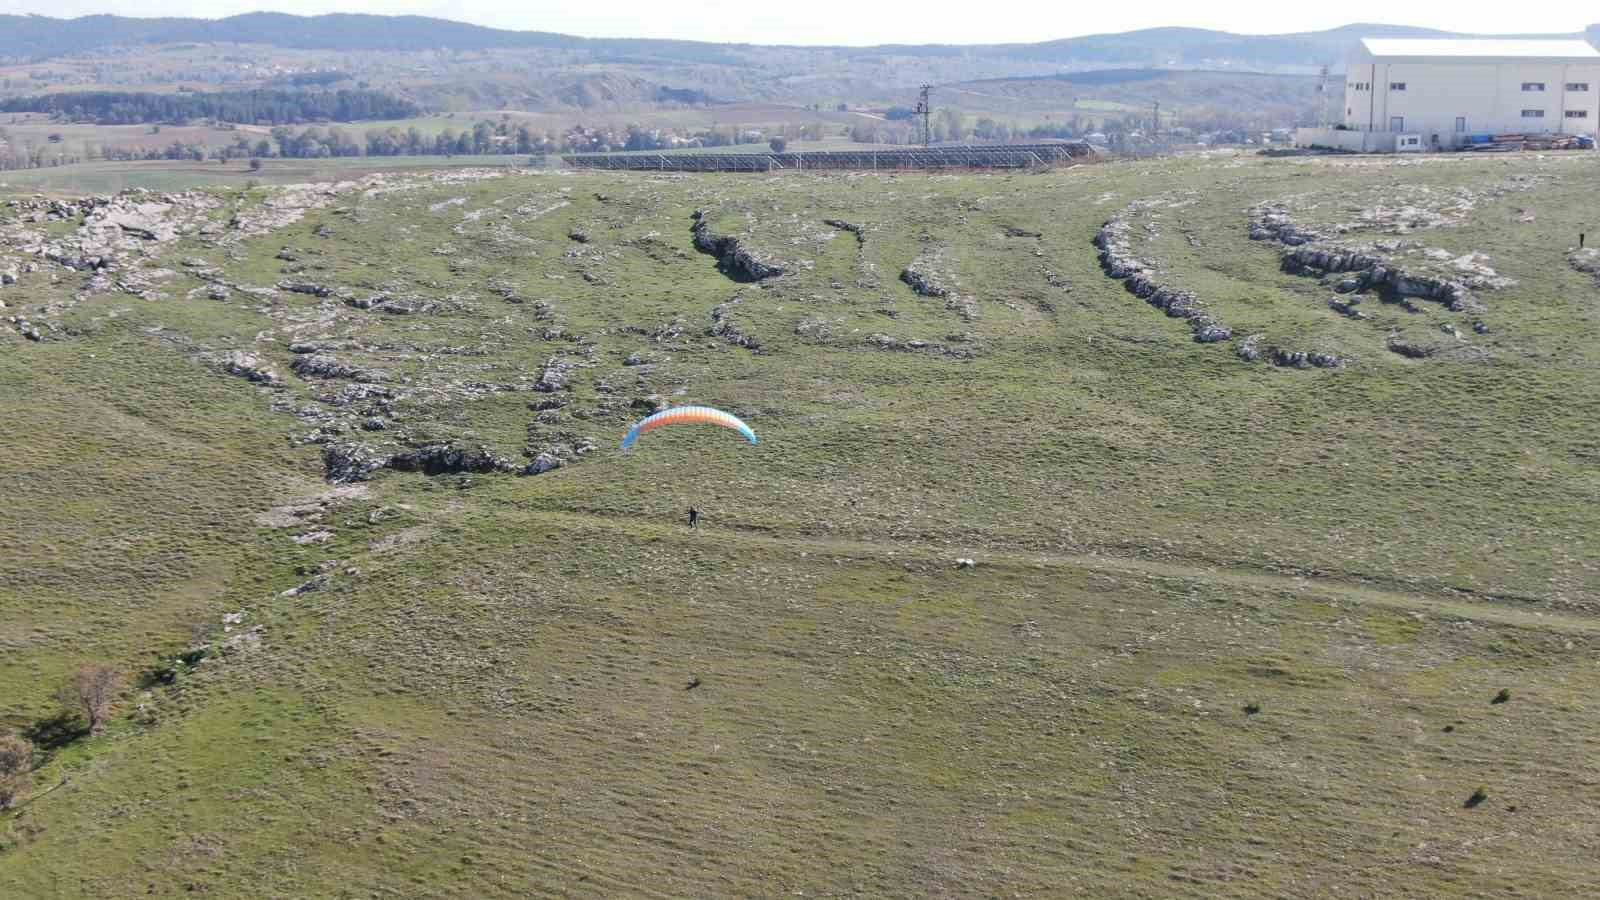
[688,506,700,529]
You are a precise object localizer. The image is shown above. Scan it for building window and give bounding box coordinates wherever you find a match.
[1566,110,1589,118]
[1390,82,1406,91]
[1390,116,1405,131]
[1566,83,1590,92]
[1522,109,1545,118]
[1455,117,1467,132]
[1522,82,1546,92]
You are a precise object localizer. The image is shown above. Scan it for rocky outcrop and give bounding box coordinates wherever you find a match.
[278,280,334,297]
[709,297,761,351]
[4,315,44,341]
[1386,335,1437,359]
[388,444,516,476]
[825,219,866,244]
[1253,206,1488,315]
[1248,203,1323,246]
[347,294,435,315]
[1327,296,1368,319]
[522,429,597,476]
[1281,247,1476,311]
[690,210,788,281]
[631,394,667,413]
[290,355,389,382]
[1269,349,1343,369]
[217,350,281,385]
[322,443,387,482]
[865,333,975,359]
[901,252,978,321]
[1234,333,1340,368]
[1569,247,1600,283]
[1095,216,1231,343]
[900,257,953,298]
[534,358,574,392]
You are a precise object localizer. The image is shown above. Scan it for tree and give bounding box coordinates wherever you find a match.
[0,733,32,809]
[249,157,262,171]
[768,136,787,153]
[61,663,124,735]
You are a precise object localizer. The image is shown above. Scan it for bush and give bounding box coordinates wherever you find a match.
[248,157,262,171]
[0,733,33,809]
[768,137,787,153]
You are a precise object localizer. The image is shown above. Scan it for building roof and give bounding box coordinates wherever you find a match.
[1360,38,1600,61]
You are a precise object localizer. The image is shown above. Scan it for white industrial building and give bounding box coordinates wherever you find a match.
[1300,38,1600,151]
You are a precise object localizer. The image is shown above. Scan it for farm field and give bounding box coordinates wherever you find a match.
[1,151,1597,896]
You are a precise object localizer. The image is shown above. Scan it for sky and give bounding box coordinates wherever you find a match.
[5,1,1598,46]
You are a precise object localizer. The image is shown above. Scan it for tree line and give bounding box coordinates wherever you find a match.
[0,89,419,126]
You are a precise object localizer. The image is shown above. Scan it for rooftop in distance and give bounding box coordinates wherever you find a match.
[1359,38,1600,61]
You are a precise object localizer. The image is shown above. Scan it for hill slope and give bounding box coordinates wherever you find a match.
[1,152,1598,895]
[0,12,1590,69]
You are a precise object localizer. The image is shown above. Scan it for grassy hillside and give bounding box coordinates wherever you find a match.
[1,153,1597,895]
[943,69,1324,127]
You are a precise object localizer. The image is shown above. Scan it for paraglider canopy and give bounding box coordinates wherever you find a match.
[620,405,757,450]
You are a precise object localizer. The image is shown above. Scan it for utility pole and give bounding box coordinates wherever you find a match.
[1153,101,1160,139]
[914,84,932,147]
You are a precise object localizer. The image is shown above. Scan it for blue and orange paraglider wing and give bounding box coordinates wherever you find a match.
[620,406,757,449]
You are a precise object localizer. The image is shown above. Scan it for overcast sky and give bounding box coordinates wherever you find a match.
[7,1,1598,46]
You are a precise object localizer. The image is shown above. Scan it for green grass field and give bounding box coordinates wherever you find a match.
[1,152,1597,896]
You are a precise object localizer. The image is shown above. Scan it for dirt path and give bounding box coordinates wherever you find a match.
[490,507,1600,636]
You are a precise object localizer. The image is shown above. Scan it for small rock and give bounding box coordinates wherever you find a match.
[524,453,563,475]
[280,575,329,597]
[632,394,667,413]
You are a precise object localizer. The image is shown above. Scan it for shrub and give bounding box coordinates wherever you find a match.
[768,137,787,154]
[0,733,33,809]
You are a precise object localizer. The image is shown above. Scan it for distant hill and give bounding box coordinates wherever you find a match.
[0,13,734,64]
[3,13,1597,129]
[1,13,1592,70]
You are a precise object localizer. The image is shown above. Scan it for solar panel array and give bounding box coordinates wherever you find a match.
[560,142,1094,172]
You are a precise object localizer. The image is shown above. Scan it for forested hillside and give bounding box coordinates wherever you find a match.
[0,89,418,125]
